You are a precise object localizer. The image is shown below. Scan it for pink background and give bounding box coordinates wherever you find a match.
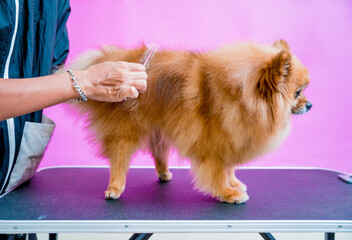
[41,0,352,173]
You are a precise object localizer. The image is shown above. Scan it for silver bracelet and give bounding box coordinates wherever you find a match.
[67,70,88,102]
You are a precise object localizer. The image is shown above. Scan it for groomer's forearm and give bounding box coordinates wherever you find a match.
[0,71,84,121]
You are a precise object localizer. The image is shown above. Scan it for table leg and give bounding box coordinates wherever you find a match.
[0,234,29,240]
[259,233,276,240]
[129,233,153,240]
[325,233,335,240]
[48,233,57,240]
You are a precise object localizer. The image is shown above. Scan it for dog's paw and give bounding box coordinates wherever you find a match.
[158,171,173,182]
[218,189,249,204]
[239,182,247,192]
[104,186,125,200]
[229,179,247,192]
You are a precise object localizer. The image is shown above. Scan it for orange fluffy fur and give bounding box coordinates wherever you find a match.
[67,40,311,203]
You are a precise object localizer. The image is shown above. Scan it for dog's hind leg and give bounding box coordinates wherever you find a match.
[148,129,173,182]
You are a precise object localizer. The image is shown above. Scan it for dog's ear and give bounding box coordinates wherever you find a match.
[257,51,292,98]
[273,39,290,52]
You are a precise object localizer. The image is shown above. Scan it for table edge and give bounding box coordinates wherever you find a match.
[0,220,351,233]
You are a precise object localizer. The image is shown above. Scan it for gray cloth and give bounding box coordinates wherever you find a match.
[4,116,55,193]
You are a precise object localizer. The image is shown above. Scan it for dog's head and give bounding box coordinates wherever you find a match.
[256,39,312,115]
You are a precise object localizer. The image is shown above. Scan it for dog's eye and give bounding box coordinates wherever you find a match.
[295,89,302,98]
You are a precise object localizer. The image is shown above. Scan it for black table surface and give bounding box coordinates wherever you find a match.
[0,167,351,233]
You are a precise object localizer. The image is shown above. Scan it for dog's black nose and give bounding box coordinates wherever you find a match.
[306,102,312,110]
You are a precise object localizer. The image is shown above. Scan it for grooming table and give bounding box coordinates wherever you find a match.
[0,167,351,240]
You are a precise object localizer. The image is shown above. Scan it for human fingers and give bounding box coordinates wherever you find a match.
[123,62,146,72]
[118,87,139,101]
[128,79,147,93]
[127,71,148,80]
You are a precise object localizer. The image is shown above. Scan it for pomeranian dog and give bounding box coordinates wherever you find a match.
[67,40,311,204]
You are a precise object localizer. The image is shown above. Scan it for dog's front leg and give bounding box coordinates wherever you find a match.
[227,167,247,191]
[191,160,249,204]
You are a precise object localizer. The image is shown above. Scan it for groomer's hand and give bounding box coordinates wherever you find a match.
[76,61,148,102]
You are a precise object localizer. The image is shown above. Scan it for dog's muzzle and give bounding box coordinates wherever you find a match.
[292,101,312,114]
